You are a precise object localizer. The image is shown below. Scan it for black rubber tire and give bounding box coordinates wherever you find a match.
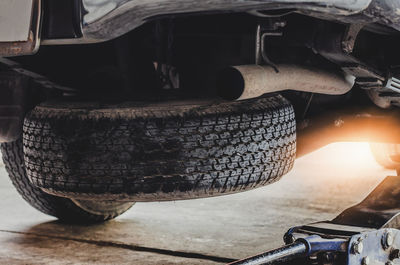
[1,140,134,223]
[23,95,296,201]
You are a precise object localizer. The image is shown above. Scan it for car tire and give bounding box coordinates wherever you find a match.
[1,140,134,223]
[370,143,400,170]
[23,95,296,201]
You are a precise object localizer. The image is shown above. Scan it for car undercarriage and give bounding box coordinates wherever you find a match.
[2,0,400,264]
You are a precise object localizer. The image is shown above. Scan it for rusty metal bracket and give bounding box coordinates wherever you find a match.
[255,20,286,72]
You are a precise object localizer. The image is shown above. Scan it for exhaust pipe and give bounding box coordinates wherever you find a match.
[217,65,355,100]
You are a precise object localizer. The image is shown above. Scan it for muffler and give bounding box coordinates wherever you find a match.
[217,64,354,100]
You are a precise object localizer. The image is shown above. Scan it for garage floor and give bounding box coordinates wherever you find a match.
[0,143,394,264]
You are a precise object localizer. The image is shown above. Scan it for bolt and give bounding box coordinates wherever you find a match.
[362,256,370,265]
[382,231,394,250]
[352,241,364,254]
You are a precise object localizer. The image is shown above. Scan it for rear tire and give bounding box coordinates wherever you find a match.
[1,140,134,223]
[370,143,400,170]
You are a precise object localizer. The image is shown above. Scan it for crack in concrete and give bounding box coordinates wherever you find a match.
[0,229,236,263]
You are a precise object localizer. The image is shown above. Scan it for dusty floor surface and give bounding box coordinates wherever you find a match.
[0,142,395,264]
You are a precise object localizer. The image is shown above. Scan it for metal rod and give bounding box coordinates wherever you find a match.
[228,242,307,265]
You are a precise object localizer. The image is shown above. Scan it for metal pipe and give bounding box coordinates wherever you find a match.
[228,242,307,265]
[217,65,354,100]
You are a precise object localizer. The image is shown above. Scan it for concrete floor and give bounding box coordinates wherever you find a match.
[0,143,395,264]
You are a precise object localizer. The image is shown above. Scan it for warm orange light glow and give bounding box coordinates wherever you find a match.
[284,142,396,210]
[295,142,396,180]
[319,142,377,167]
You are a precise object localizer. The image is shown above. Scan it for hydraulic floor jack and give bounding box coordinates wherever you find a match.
[230,174,400,265]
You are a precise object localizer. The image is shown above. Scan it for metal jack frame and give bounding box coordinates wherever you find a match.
[230,174,400,265]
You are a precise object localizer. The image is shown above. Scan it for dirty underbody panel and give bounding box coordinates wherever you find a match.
[44,0,400,44]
